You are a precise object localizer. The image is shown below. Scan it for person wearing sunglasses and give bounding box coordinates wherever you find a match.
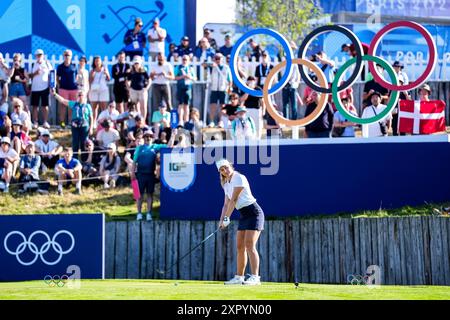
[174,55,196,126]
[30,49,53,129]
[208,53,232,128]
[10,98,31,134]
[56,49,78,128]
[8,53,29,111]
[147,18,167,61]
[150,53,174,111]
[123,17,146,60]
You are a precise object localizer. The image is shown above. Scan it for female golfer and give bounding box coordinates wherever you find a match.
[216,158,264,285]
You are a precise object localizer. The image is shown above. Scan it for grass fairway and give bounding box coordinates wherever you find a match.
[0,280,449,300]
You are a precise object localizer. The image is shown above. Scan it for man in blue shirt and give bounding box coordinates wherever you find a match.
[55,147,83,195]
[56,49,78,128]
[219,34,233,57]
[131,130,167,221]
[175,36,194,60]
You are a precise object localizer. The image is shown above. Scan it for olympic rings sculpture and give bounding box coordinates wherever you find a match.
[44,274,70,287]
[230,21,437,127]
[4,230,75,266]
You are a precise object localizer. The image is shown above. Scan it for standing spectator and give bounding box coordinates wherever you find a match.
[419,83,431,102]
[264,108,283,139]
[208,53,232,127]
[174,55,196,126]
[231,107,256,140]
[18,141,49,194]
[150,53,174,110]
[123,17,146,59]
[203,28,218,51]
[53,90,93,155]
[127,56,151,123]
[221,93,239,130]
[56,49,78,128]
[392,61,409,86]
[147,18,167,60]
[0,137,19,193]
[282,54,301,120]
[55,147,82,195]
[30,49,53,129]
[313,51,336,85]
[96,119,120,149]
[0,53,10,82]
[240,76,264,138]
[392,75,411,136]
[361,91,392,138]
[194,37,216,62]
[0,74,8,114]
[362,64,390,107]
[151,101,170,139]
[332,97,358,138]
[175,36,194,60]
[304,92,334,138]
[184,108,204,145]
[99,143,121,189]
[10,119,30,155]
[10,98,31,134]
[0,101,10,137]
[219,34,234,57]
[248,39,264,62]
[89,56,110,125]
[76,56,89,96]
[112,51,131,114]
[131,130,167,221]
[342,42,370,81]
[34,128,62,172]
[8,53,29,112]
[254,51,274,89]
[97,101,120,129]
[231,57,248,94]
[167,43,177,62]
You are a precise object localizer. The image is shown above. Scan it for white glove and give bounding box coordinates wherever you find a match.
[222,216,230,227]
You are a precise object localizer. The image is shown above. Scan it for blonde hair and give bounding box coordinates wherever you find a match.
[219,163,235,187]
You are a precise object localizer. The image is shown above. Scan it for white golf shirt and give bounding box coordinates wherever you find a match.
[31,60,53,92]
[361,104,392,138]
[148,27,167,54]
[151,62,173,85]
[223,171,256,210]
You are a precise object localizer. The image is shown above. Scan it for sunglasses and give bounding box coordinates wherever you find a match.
[13,105,20,108]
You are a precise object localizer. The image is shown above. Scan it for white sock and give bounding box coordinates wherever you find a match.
[76,181,81,189]
[58,183,62,192]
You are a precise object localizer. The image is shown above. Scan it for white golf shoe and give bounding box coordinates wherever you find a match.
[224,275,245,285]
[243,275,261,285]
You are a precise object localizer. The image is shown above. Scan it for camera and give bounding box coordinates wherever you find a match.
[378,121,388,135]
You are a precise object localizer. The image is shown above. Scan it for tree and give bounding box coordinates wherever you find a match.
[236,0,325,44]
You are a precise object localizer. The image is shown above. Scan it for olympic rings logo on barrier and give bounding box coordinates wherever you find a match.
[230,21,437,127]
[3,230,75,266]
[44,274,70,287]
[347,274,370,286]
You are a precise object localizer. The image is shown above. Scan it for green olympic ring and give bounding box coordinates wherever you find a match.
[332,55,399,125]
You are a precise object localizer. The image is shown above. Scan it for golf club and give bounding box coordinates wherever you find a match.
[156,226,221,275]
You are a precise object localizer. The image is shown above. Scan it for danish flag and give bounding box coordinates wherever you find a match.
[398,100,446,134]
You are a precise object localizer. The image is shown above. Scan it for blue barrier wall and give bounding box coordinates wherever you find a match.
[0,214,104,281]
[160,137,450,220]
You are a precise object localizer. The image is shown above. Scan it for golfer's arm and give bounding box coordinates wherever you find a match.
[222,187,244,219]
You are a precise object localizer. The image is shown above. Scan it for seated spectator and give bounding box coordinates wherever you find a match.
[221,93,239,129]
[99,143,121,189]
[124,128,144,173]
[55,147,82,195]
[230,107,256,140]
[10,98,31,134]
[0,136,20,193]
[10,119,30,155]
[332,97,358,138]
[34,128,63,173]
[97,101,120,130]
[0,103,10,137]
[96,119,120,149]
[80,139,102,180]
[184,108,204,145]
[151,101,170,139]
[127,115,150,145]
[18,141,49,194]
[115,101,141,136]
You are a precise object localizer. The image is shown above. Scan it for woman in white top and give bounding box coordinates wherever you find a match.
[89,56,110,125]
[76,56,89,96]
[216,158,265,286]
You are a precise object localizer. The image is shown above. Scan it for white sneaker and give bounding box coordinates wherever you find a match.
[33,122,39,129]
[43,122,50,129]
[110,180,116,188]
[217,121,224,128]
[136,213,143,221]
[208,122,215,128]
[37,189,49,195]
[146,213,153,221]
[41,163,48,174]
[104,183,110,189]
[224,275,245,285]
[243,275,261,286]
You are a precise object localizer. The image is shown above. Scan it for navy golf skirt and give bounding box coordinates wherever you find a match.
[237,202,265,231]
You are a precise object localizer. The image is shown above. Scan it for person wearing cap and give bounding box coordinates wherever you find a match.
[208,53,232,127]
[332,97,358,138]
[130,129,168,221]
[7,53,29,111]
[127,55,151,123]
[10,118,30,155]
[18,141,49,194]
[150,53,174,111]
[392,61,409,86]
[52,89,93,155]
[174,55,196,126]
[115,101,141,136]
[96,119,120,150]
[55,147,83,195]
[56,49,78,128]
[99,142,121,189]
[230,106,256,140]
[362,64,390,107]
[76,56,89,96]
[10,98,31,134]
[219,34,234,57]
[247,39,264,62]
[89,56,111,125]
[123,17,147,59]
[0,136,19,192]
[240,76,264,137]
[203,28,218,51]
[112,51,131,114]
[419,83,432,102]
[304,91,334,138]
[216,158,265,285]
[35,128,63,172]
[127,114,151,145]
[30,48,53,129]
[151,100,171,139]
[80,138,102,180]
[147,18,167,60]
[97,101,120,131]
[175,36,194,60]
[221,92,240,130]
[167,42,177,62]
[361,91,392,138]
